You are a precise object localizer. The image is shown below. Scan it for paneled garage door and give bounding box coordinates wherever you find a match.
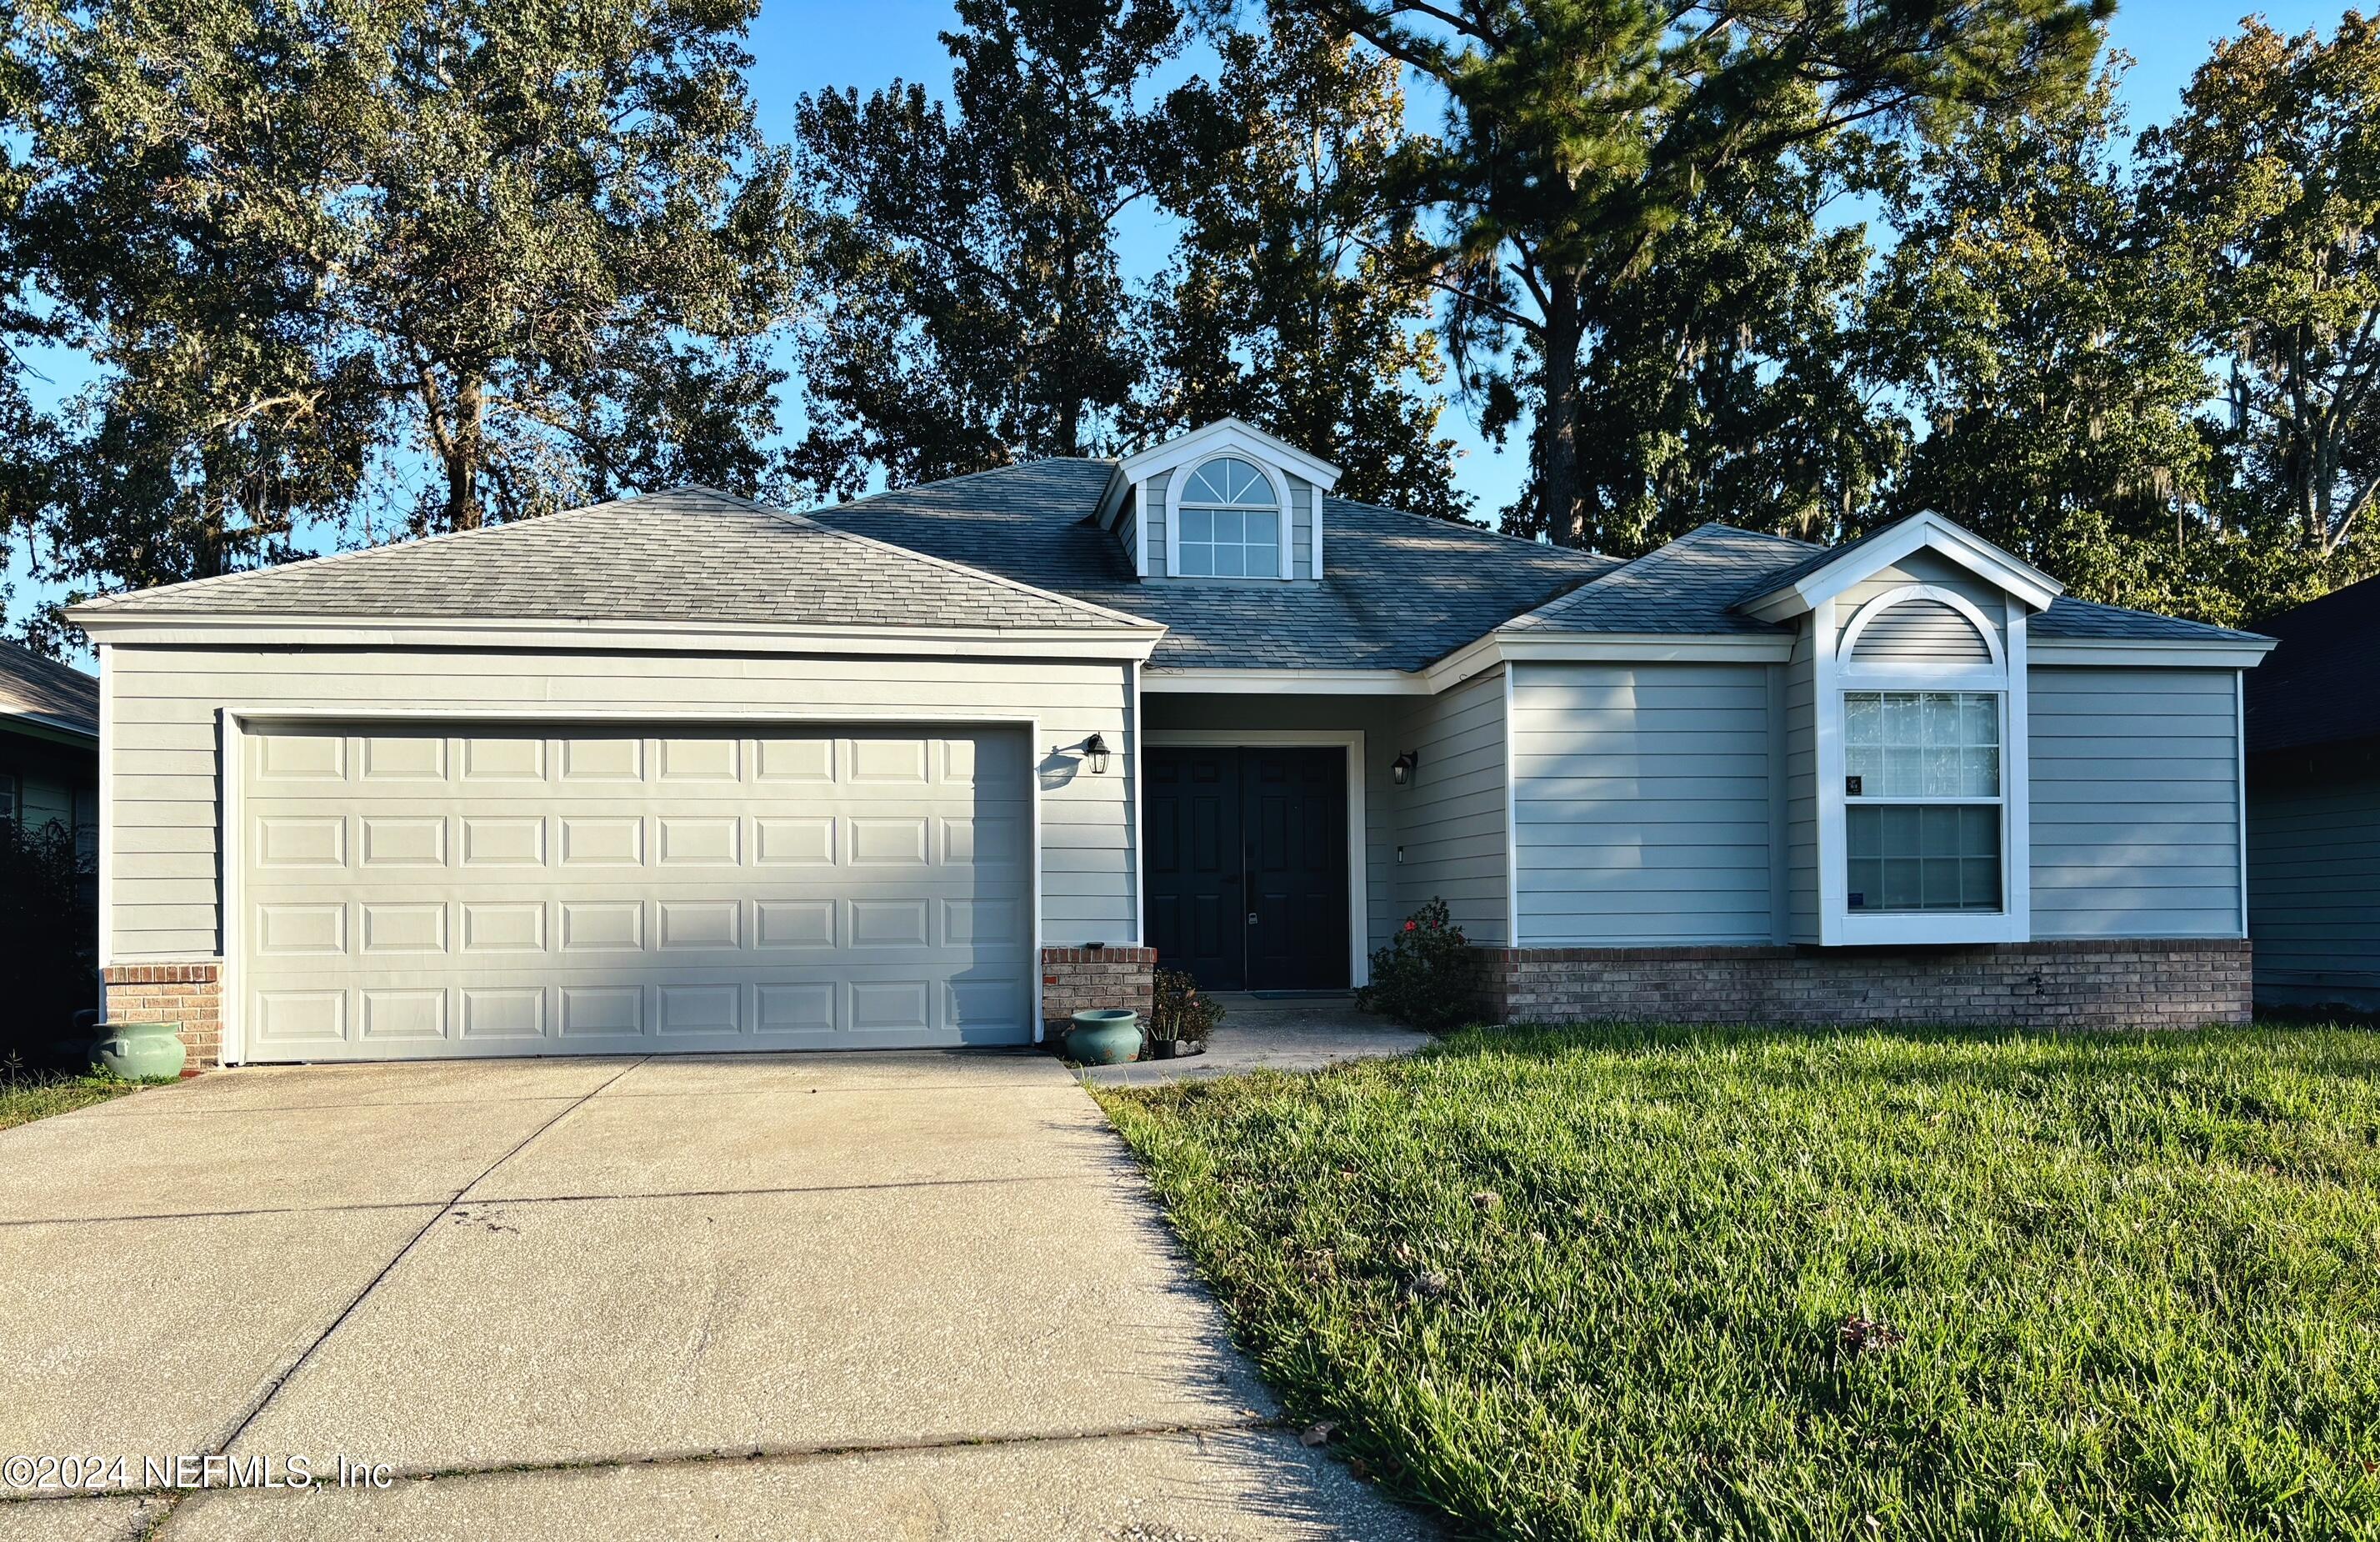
[238,723,1032,1060]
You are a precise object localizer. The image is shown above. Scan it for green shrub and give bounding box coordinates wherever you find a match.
[1356,897,1474,1029]
[1148,968,1223,1044]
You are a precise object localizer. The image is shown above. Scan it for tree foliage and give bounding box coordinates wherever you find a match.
[785,0,1179,499]
[2148,13,2380,593]
[1298,0,2112,548]
[0,0,799,638]
[1138,7,1468,518]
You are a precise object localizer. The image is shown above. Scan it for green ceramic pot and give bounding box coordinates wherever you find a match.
[1064,1009,1142,1065]
[93,1021,187,1081]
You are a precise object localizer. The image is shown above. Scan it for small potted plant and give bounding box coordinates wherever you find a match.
[1147,969,1221,1059]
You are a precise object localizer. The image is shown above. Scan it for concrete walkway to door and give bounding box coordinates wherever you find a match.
[0,1053,1430,1542]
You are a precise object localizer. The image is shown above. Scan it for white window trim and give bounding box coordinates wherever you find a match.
[1163,454,1293,581]
[1818,586,2032,946]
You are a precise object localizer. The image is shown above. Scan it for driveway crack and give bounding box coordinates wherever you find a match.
[208,1057,651,1458]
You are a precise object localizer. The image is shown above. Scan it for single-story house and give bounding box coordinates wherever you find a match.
[69,419,2275,1066]
[1,638,99,867]
[2244,572,2380,1013]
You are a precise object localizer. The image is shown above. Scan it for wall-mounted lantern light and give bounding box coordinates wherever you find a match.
[1392,750,1419,787]
[1083,732,1111,775]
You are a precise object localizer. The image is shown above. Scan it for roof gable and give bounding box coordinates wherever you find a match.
[2244,572,2380,753]
[1740,511,2062,620]
[1113,418,1342,495]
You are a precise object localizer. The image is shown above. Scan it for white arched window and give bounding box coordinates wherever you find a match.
[1171,456,1285,578]
[1829,583,2023,940]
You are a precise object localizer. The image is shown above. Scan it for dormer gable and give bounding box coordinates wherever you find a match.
[1097,418,1342,581]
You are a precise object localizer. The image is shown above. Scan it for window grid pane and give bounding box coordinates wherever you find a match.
[1846,804,2001,913]
[1178,458,1282,578]
[1845,690,1999,799]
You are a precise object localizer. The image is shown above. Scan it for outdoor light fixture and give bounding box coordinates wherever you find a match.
[1392,750,1419,786]
[1083,732,1111,774]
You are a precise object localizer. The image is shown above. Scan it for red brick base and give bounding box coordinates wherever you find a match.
[101,962,224,1069]
[1041,945,1156,1042]
[1471,939,2252,1030]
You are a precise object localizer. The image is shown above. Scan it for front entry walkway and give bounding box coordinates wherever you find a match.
[1082,994,1432,1087]
[0,1054,1428,1541]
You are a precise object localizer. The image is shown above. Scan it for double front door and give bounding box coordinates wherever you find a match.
[1145,747,1348,992]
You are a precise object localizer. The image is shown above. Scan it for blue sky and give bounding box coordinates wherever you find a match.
[4,2,2351,638]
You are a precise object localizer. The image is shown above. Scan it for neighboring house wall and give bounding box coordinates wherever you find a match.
[1142,692,1398,955]
[1392,669,1510,944]
[1511,660,1775,946]
[2248,748,2380,1011]
[2,729,98,857]
[2027,666,2244,939]
[102,645,1138,964]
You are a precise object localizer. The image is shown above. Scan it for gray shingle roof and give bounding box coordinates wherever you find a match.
[66,465,2259,668]
[2243,573,2380,754]
[1504,523,1818,634]
[70,486,1155,635]
[1506,520,2264,651]
[0,639,98,738]
[811,459,1617,671]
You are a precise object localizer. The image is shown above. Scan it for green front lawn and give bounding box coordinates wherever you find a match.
[0,1070,148,1130]
[1096,1024,2380,1539]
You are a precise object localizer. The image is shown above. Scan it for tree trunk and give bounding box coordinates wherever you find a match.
[446,373,485,532]
[1539,274,1583,548]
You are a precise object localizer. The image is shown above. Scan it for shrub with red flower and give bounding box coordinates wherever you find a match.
[1358,897,1472,1030]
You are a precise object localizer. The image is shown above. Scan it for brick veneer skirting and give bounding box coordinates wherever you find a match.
[1471,939,2252,1030]
[101,962,224,1070]
[1041,946,1156,1041]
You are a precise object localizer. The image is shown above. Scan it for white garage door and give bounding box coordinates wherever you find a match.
[238,723,1033,1061]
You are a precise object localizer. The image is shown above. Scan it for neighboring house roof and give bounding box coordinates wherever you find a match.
[812,458,1618,671]
[0,638,99,740]
[69,486,1157,637]
[2244,572,2380,755]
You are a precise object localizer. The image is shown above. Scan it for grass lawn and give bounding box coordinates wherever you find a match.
[1095,1024,2380,1540]
[0,1069,149,1130]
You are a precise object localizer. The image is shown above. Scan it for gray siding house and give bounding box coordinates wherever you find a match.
[0,639,99,863]
[2245,573,2380,1013]
[69,419,2272,1065]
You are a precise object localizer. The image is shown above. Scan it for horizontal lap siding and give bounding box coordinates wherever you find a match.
[105,645,1136,960]
[2028,667,2242,939]
[1836,551,2008,654]
[1396,671,1509,944]
[2248,765,2380,1005]
[1514,662,1773,946]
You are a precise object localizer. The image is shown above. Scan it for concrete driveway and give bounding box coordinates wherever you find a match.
[0,1053,1426,1541]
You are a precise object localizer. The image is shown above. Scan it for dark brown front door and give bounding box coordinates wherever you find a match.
[1145,747,1348,992]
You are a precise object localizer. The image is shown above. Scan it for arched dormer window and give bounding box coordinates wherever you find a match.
[1172,455,1286,578]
